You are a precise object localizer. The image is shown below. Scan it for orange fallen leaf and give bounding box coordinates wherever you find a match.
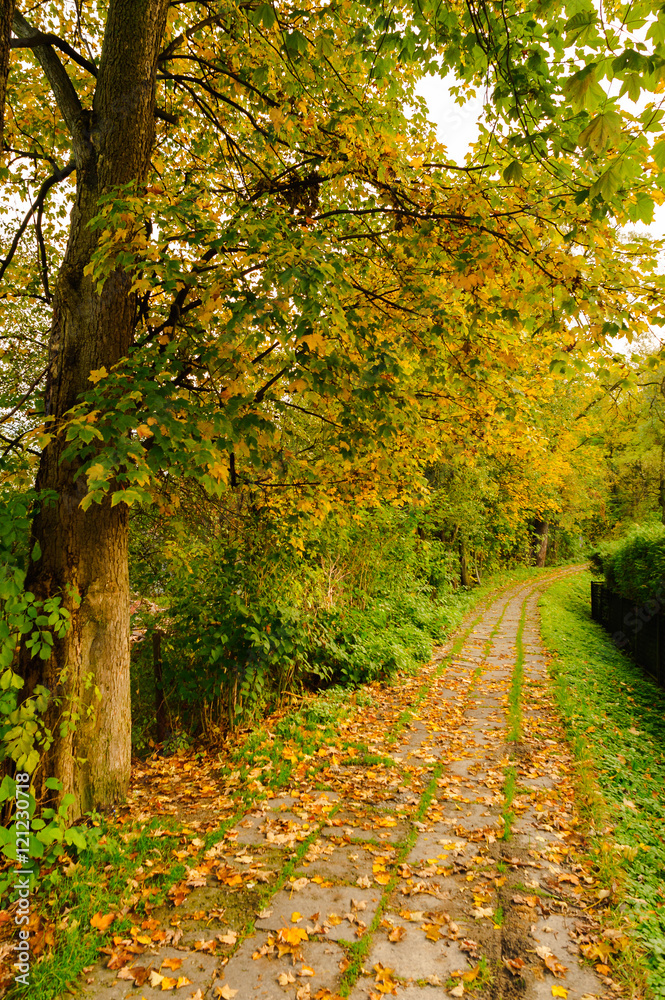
[91,912,115,932]
[277,927,308,947]
[161,958,183,971]
[462,965,480,983]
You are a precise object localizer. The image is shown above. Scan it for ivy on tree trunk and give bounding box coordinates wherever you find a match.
[17,0,170,817]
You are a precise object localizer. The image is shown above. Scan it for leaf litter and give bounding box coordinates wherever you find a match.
[0,574,640,998]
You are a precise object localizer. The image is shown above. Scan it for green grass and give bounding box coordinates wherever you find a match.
[7,815,195,999]
[540,571,665,997]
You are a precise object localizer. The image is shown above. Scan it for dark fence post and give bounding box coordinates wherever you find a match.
[591,582,665,689]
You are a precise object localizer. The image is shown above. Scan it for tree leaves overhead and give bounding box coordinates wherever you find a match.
[1,0,663,512]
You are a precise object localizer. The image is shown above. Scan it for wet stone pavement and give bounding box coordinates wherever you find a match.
[83,572,614,1000]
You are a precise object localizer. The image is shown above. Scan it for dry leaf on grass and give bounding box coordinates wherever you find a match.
[91,912,115,932]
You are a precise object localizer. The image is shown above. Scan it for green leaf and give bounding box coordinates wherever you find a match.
[502,160,523,184]
[579,112,623,155]
[563,65,605,111]
[589,160,625,201]
[254,2,276,28]
[619,73,643,103]
[652,139,665,169]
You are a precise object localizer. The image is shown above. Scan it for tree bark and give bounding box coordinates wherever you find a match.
[0,0,15,154]
[17,0,169,817]
[534,520,549,568]
[459,538,471,587]
[659,439,665,526]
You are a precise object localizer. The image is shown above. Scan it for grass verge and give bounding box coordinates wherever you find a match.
[539,570,665,997]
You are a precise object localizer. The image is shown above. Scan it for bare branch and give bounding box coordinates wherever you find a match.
[0,160,75,284]
[12,11,87,149]
[0,366,48,425]
[10,32,97,76]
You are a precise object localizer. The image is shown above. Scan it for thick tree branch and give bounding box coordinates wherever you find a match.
[10,32,97,76]
[11,10,87,150]
[254,366,290,404]
[0,0,15,153]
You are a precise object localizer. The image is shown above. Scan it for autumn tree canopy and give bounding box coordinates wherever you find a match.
[1,0,664,816]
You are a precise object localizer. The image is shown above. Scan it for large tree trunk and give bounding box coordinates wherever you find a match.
[659,439,665,526]
[0,0,15,154]
[18,0,169,818]
[533,520,549,568]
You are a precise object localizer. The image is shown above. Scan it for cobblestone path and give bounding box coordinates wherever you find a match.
[84,571,610,1000]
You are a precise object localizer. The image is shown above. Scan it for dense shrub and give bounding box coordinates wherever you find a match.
[592,522,665,604]
[128,504,472,741]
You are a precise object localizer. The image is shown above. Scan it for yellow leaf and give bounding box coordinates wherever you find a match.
[291,912,303,923]
[215,987,238,999]
[552,988,568,999]
[88,367,108,383]
[160,975,178,990]
[276,927,308,946]
[86,463,106,482]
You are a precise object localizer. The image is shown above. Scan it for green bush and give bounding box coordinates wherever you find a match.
[591,523,665,604]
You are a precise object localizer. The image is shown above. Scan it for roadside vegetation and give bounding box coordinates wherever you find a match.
[540,571,665,996]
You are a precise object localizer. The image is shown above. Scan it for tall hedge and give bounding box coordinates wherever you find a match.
[593,524,665,605]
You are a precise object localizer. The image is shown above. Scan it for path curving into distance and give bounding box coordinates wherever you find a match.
[85,569,612,1000]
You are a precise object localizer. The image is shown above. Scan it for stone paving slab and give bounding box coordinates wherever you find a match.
[255,883,380,940]
[83,947,219,1000]
[365,934,473,980]
[349,981,450,999]
[208,935,345,999]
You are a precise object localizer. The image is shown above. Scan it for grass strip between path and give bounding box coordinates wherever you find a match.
[539,570,665,997]
[501,592,528,841]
